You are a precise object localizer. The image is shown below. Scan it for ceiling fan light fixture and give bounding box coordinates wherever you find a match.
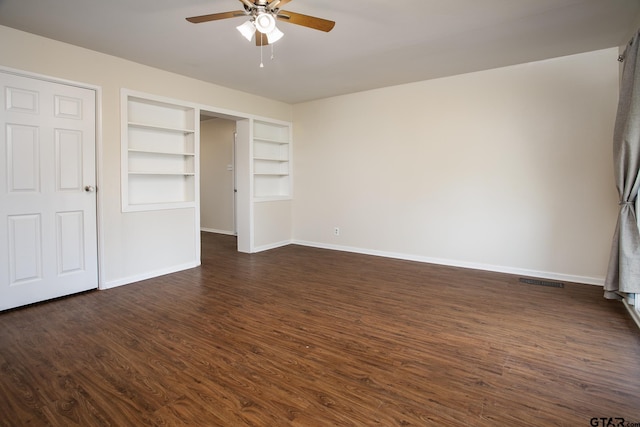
[266,26,284,44]
[236,20,256,41]
[187,0,336,54]
[255,12,276,34]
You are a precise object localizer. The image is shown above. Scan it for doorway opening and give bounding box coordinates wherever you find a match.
[200,113,237,239]
[198,110,252,255]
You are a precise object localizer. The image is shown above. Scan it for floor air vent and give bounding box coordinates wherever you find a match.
[519,278,564,288]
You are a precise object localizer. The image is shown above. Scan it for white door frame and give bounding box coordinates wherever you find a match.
[233,130,238,236]
[0,66,105,289]
[197,107,253,253]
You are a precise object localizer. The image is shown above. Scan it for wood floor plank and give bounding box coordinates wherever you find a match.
[1,232,639,426]
[0,353,53,427]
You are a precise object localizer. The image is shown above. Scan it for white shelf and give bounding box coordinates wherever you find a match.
[254,136,289,144]
[128,121,195,134]
[128,149,195,156]
[254,196,291,203]
[253,156,287,161]
[129,171,196,176]
[253,120,291,200]
[122,91,198,212]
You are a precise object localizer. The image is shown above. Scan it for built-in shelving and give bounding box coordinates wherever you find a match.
[121,91,198,211]
[253,120,291,200]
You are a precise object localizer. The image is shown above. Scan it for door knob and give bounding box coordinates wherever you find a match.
[84,185,96,192]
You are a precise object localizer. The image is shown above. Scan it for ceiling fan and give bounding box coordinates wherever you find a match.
[186,0,335,46]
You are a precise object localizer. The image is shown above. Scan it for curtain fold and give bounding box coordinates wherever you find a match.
[604,30,640,299]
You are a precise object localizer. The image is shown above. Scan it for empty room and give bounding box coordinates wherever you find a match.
[0,0,639,425]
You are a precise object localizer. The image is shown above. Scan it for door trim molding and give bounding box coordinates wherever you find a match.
[0,65,105,290]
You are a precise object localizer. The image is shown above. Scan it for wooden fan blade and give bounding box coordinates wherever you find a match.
[277,10,335,32]
[268,0,294,10]
[186,11,246,24]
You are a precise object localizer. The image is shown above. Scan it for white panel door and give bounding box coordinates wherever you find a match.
[0,72,97,311]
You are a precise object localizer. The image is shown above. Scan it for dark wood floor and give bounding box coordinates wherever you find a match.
[1,233,639,426]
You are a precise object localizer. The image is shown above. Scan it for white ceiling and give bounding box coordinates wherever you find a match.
[0,0,638,104]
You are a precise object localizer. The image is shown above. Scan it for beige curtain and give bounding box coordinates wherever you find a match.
[604,30,640,299]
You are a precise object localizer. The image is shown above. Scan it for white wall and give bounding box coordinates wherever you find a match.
[292,48,620,284]
[200,118,236,235]
[0,25,292,287]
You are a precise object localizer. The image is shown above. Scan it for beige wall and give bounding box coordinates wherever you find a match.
[200,118,236,235]
[0,23,622,286]
[0,25,292,287]
[254,201,292,250]
[292,48,620,284]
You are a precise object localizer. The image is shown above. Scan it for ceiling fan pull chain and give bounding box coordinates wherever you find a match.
[260,33,264,68]
[271,43,275,61]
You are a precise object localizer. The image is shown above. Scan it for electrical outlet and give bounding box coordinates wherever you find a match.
[334,227,340,236]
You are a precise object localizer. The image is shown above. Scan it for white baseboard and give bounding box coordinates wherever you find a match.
[201,227,235,236]
[100,261,200,290]
[253,240,292,253]
[292,240,604,286]
[99,239,605,292]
